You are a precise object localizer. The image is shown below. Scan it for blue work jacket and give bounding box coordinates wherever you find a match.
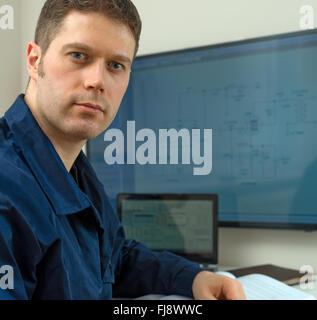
[0,95,202,300]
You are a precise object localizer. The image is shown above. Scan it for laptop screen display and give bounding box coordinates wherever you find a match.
[117,194,218,263]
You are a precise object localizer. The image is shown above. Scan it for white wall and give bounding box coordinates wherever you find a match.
[20,0,45,91]
[134,0,316,55]
[1,0,317,271]
[0,0,21,115]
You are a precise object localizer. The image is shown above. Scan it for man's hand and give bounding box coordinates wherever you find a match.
[192,270,246,300]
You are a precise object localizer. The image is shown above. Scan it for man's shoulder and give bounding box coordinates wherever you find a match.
[0,158,52,212]
[0,123,54,223]
[0,156,57,244]
[0,125,34,187]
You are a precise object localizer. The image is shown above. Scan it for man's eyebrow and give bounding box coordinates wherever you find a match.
[111,54,132,66]
[62,42,132,66]
[62,42,93,52]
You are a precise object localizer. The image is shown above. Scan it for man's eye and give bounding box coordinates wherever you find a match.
[71,52,87,60]
[109,62,124,70]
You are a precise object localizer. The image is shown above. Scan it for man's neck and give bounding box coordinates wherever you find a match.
[48,134,85,172]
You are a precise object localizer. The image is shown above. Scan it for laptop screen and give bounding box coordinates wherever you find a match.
[117,194,218,264]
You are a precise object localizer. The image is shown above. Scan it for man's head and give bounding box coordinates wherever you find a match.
[25,0,141,145]
[35,0,142,59]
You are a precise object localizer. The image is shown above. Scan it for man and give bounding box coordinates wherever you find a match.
[0,0,245,300]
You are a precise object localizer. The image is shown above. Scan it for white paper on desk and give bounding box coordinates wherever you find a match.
[132,273,316,300]
[237,274,316,300]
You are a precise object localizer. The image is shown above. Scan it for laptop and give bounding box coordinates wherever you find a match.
[117,194,218,271]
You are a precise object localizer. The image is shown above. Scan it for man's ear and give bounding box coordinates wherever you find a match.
[26,42,42,82]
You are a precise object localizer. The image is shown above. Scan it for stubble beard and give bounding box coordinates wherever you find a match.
[36,62,105,142]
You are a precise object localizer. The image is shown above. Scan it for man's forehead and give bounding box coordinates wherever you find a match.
[59,10,133,39]
[50,10,136,59]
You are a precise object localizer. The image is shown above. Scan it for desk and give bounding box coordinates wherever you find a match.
[220,266,317,299]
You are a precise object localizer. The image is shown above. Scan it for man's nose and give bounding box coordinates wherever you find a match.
[83,60,106,93]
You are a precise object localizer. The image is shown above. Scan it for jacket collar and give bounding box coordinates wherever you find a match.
[4,94,92,215]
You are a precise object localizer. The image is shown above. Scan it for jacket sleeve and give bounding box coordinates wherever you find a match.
[112,223,203,298]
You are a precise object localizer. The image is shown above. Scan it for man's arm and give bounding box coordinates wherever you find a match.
[112,237,202,298]
[112,226,246,300]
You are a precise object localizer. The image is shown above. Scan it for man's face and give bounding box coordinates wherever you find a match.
[34,11,136,142]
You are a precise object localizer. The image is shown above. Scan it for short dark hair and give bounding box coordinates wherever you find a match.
[35,0,142,57]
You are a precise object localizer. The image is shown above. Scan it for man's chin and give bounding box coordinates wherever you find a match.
[74,131,100,141]
[67,126,103,142]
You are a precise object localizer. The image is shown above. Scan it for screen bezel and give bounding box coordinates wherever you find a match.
[133,28,317,62]
[117,193,218,264]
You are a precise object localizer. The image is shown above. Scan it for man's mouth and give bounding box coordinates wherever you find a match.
[74,102,104,114]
